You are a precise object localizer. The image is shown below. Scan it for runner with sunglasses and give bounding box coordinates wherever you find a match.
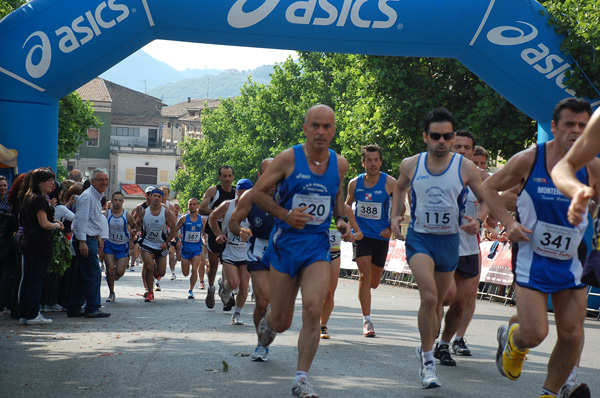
[391,107,487,389]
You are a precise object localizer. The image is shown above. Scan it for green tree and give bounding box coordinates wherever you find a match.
[0,0,25,18]
[541,0,600,99]
[57,92,102,178]
[172,53,535,207]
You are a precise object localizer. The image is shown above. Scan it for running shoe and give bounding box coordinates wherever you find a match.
[223,295,235,312]
[153,268,159,280]
[257,314,276,348]
[171,272,176,281]
[106,293,116,303]
[25,313,52,325]
[145,291,154,302]
[205,286,215,309]
[559,381,591,398]
[433,342,456,366]
[291,378,318,398]
[155,281,161,291]
[251,344,269,362]
[496,323,529,380]
[320,325,330,339]
[199,280,205,290]
[43,304,63,312]
[187,290,195,299]
[363,320,375,337]
[452,337,472,356]
[143,290,149,298]
[416,344,441,389]
[218,277,230,304]
[231,313,244,325]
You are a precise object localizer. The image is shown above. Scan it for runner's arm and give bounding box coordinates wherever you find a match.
[199,186,216,216]
[208,201,229,242]
[229,190,253,237]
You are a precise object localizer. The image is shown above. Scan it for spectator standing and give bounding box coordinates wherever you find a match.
[67,169,111,318]
[0,176,9,213]
[18,168,64,325]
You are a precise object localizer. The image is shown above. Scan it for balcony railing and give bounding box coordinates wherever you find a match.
[110,144,177,155]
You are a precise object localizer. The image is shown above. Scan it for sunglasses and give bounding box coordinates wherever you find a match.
[427,132,455,141]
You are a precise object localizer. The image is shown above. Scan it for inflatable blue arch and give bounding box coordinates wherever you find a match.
[1,0,598,172]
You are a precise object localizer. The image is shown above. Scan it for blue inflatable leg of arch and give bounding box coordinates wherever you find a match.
[0,0,598,172]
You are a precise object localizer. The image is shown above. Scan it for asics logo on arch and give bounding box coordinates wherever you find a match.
[227,0,399,29]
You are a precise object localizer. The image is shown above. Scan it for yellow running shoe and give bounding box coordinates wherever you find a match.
[498,323,529,380]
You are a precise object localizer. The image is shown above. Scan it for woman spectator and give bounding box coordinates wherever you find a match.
[41,180,75,312]
[18,168,64,325]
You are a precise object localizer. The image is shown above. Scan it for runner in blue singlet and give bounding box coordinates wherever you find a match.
[482,98,600,398]
[252,105,353,398]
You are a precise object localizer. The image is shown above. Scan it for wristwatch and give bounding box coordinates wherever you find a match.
[476,217,484,228]
[335,215,349,224]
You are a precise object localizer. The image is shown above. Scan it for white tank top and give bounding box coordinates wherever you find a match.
[458,188,480,255]
[143,206,167,250]
[222,199,250,262]
[409,152,468,235]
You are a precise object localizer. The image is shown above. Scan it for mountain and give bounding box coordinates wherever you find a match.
[147,65,275,105]
[100,50,276,105]
[100,50,222,93]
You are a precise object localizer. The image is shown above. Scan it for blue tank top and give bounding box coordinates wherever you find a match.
[181,213,203,250]
[273,144,339,234]
[354,173,391,240]
[514,143,589,291]
[247,203,275,262]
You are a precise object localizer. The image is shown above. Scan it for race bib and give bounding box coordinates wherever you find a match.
[357,200,382,220]
[329,229,342,249]
[414,205,457,234]
[228,231,244,246]
[252,238,269,259]
[147,230,160,239]
[110,232,126,242]
[291,194,331,226]
[532,221,577,260]
[184,231,201,243]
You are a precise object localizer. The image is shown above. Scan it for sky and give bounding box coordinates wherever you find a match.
[142,40,297,71]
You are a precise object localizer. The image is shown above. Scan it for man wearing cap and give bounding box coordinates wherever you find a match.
[199,166,236,308]
[208,178,253,324]
[135,188,177,302]
[228,159,276,360]
[135,186,156,293]
[168,197,205,299]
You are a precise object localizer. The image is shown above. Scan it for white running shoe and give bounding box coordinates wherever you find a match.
[559,381,590,398]
[26,313,53,325]
[251,344,269,362]
[232,313,244,325]
[291,378,318,398]
[171,272,176,281]
[43,304,63,312]
[416,344,441,389]
[257,314,276,348]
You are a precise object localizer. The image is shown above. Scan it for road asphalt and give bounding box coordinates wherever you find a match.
[1,266,599,398]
